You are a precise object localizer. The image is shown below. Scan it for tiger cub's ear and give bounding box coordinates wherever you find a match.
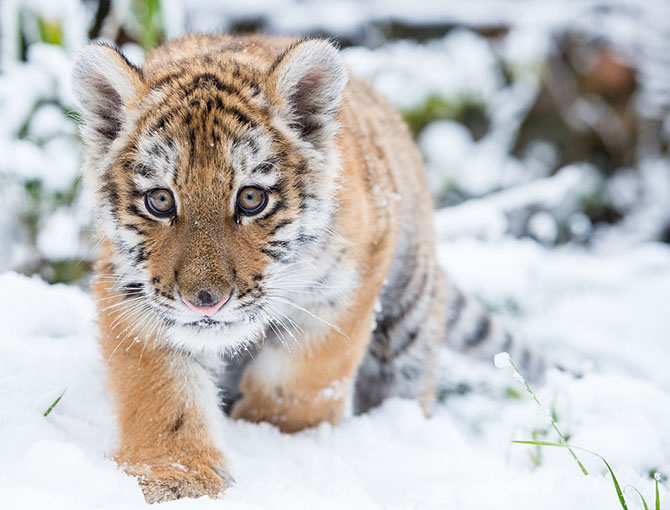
[269,39,348,150]
[72,43,144,155]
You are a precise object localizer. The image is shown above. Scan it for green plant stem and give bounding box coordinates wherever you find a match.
[507,357,589,476]
[513,441,628,509]
[43,390,66,417]
[624,485,649,510]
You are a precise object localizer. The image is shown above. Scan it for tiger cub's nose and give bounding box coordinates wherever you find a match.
[197,290,216,306]
[181,290,230,317]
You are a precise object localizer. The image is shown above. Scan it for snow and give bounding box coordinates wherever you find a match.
[419,120,528,197]
[344,30,502,111]
[527,211,559,245]
[493,352,511,369]
[1,0,669,507]
[36,207,81,260]
[432,164,600,242]
[1,232,669,508]
[438,239,670,390]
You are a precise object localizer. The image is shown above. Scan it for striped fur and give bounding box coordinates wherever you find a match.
[74,34,544,503]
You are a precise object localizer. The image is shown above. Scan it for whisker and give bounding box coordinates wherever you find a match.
[104,304,152,366]
[267,296,348,339]
[266,302,305,336]
[139,311,165,363]
[265,304,302,347]
[110,301,152,330]
[96,291,144,302]
[101,295,146,312]
[122,308,156,352]
[265,316,291,352]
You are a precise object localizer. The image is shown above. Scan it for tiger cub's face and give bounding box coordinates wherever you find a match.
[73,40,347,353]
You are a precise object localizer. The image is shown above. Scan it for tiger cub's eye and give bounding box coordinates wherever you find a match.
[237,186,268,215]
[145,188,175,217]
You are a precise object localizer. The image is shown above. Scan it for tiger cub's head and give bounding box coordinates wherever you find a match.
[73,38,348,353]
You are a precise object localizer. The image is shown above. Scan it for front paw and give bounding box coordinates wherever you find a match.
[232,393,340,433]
[125,460,232,503]
[231,395,263,423]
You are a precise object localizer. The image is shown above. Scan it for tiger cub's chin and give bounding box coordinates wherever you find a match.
[163,319,265,355]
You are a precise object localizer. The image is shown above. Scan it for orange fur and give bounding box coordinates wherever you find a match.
[77,34,439,502]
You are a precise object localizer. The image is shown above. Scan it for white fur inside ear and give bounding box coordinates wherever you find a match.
[273,40,348,144]
[72,44,143,146]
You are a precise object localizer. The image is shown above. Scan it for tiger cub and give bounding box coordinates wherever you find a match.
[73,34,543,503]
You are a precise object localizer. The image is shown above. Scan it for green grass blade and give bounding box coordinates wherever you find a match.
[655,473,660,510]
[512,441,628,509]
[43,390,66,417]
[624,485,649,510]
[507,357,589,476]
[64,109,83,125]
[514,440,575,447]
[599,456,628,510]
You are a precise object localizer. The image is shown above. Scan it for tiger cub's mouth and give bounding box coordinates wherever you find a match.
[184,317,231,330]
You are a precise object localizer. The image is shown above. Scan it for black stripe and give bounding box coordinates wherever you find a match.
[391,269,430,326]
[390,327,420,360]
[135,163,156,178]
[520,348,533,371]
[270,219,294,235]
[400,364,420,381]
[296,233,317,245]
[463,316,491,348]
[260,248,282,260]
[369,325,421,364]
[160,290,174,300]
[267,40,307,75]
[219,106,254,129]
[101,180,119,209]
[446,290,465,331]
[170,414,184,433]
[295,159,309,175]
[150,71,187,90]
[122,222,145,235]
[259,200,286,221]
[186,73,241,97]
[236,281,260,300]
[95,123,118,141]
[126,203,153,222]
[501,332,513,352]
[252,162,274,174]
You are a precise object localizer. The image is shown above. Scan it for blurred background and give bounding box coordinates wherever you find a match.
[1,5,670,502]
[0,0,668,285]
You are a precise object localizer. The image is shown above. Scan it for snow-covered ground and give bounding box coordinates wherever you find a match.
[1,0,669,508]
[1,233,669,509]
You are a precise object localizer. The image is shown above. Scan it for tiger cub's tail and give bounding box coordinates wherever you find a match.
[442,279,546,381]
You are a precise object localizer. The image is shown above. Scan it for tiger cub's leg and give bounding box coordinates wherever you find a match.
[231,295,378,433]
[95,283,231,503]
[354,261,446,415]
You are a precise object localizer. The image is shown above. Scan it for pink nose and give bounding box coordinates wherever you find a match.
[182,295,230,317]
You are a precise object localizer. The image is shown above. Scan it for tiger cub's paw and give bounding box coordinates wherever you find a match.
[128,460,232,503]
